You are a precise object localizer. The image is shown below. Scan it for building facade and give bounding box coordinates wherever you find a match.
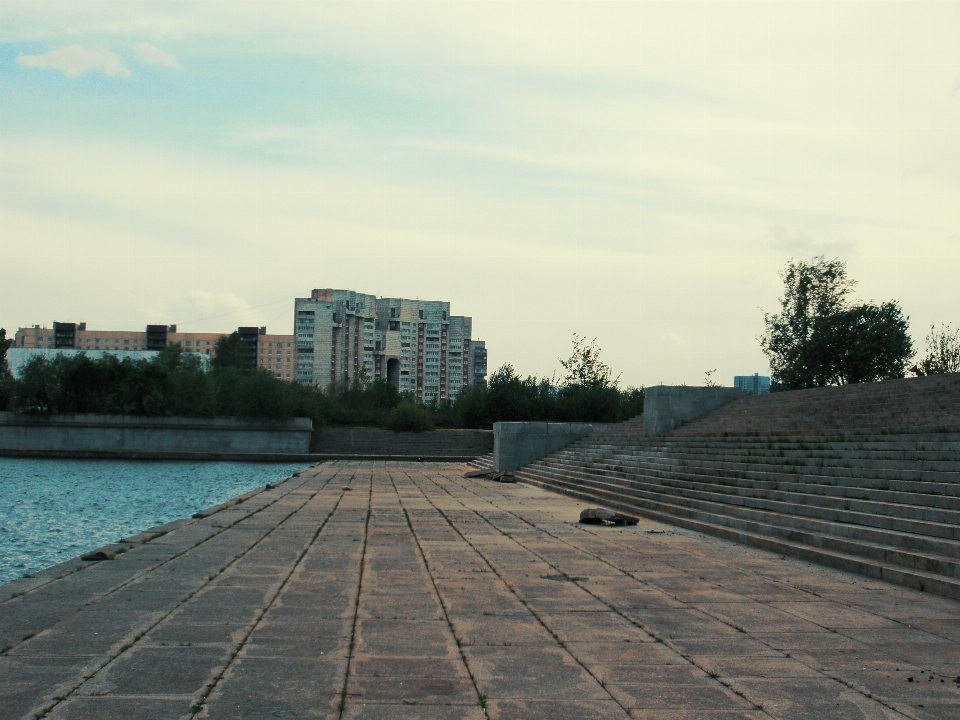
[469,340,488,389]
[734,374,771,395]
[14,324,295,381]
[293,289,487,402]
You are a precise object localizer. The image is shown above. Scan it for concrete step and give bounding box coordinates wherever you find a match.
[539,456,960,513]
[543,452,960,496]
[542,458,960,525]
[528,463,960,549]
[468,453,494,471]
[541,452,960,501]
[517,468,960,598]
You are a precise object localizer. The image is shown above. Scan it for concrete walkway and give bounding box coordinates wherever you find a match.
[1,462,958,720]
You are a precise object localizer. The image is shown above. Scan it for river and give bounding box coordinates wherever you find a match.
[0,458,308,586]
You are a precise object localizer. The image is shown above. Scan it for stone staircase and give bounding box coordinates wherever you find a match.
[468,452,494,471]
[515,374,960,599]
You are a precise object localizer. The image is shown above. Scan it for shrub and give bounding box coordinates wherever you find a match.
[385,402,435,432]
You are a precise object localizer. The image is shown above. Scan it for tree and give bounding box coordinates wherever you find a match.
[808,303,913,385]
[0,329,12,411]
[559,335,618,389]
[761,257,856,389]
[761,257,913,388]
[210,333,249,371]
[912,323,960,376]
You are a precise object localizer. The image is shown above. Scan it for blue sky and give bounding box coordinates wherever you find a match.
[1,1,958,387]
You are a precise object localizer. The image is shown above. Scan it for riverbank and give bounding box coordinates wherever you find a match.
[0,459,307,584]
[3,461,958,719]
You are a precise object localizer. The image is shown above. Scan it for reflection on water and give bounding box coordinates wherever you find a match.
[0,459,307,586]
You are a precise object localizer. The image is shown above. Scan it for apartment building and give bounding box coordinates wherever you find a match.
[256,331,295,380]
[469,340,488,389]
[293,289,487,402]
[13,324,295,380]
[734,373,771,395]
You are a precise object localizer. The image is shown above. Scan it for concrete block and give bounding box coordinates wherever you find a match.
[643,386,743,435]
[493,422,604,472]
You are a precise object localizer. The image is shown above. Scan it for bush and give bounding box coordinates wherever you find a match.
[385,402,435,432]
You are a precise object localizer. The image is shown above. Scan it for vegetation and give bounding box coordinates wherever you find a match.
[912,323,960,376]
[760,257,914,389]
[385,402,435,432]
[6,339,333,425]
[0,330,643,430]
[454,336,644,428]
[0,329,12,411]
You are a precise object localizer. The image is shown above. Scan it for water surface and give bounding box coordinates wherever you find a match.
[0,459,307,586]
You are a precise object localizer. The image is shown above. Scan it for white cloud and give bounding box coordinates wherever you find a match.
[159,291,251,328]
[768,227,855,259]
[135,42,180,68]
[16,44,129,78]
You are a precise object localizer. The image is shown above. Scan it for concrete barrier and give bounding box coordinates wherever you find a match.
[494,422,605,471]
[311,427,493,459]
[642,386,743,435]
[0,412,312,458]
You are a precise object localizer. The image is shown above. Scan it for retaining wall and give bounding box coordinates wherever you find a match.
[642,386,742,435]
[311,427,493,458]
[493,422,605,471]
[0,412,312,458]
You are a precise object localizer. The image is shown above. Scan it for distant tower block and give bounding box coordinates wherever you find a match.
[734,374,771,395]
[293,289,487,404]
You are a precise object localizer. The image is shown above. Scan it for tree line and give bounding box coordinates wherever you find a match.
[0,331,643,430]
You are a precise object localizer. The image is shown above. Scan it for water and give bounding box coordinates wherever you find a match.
[0,459,308,586]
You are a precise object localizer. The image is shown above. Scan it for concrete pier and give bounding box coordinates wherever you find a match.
[1,461,958,719]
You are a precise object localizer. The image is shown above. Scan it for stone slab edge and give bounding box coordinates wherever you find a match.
[0,449,481,462]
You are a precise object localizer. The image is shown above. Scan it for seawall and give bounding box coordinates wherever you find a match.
[0,412,312,458]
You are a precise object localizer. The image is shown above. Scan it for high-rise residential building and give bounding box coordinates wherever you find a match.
[469,340,488,389]
[734,374,771,395]
[293,289,487,402]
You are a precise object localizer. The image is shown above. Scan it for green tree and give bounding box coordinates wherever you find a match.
[385,401,435,432]
[913,323,960,375]
[761,257,856,389]
[761,257,913,388]
[808,303,913,385]
[559,335,618,388]
[0,329,12,411]
[210,332,249,371]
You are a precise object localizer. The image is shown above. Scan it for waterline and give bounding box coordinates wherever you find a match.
[0,459,307,585]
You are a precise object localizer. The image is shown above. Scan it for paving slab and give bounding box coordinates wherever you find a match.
[1,460,958,719]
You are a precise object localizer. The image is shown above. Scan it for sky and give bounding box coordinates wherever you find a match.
[1,1,958,388]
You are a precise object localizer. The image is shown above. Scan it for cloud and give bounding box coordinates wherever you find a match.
[135,43,180,68]
[768,226,855,258]
[158,291,251,328]
[16,45,129,78]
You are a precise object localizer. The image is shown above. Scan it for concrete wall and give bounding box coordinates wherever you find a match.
[494,422,604,471]
[643,386,743,435]
[311,427,492,458]
[0,412,312,457]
